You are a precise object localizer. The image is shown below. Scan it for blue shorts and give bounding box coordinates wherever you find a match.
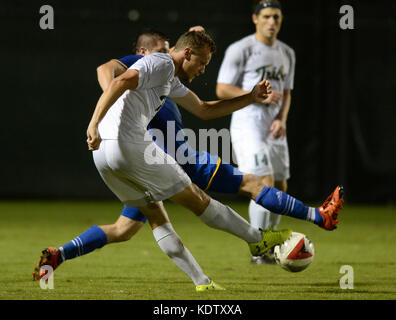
[121,206,147,222]
[207,161,243,194]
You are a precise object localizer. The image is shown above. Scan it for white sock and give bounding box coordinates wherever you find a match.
[249,199,270,230]
[153,223,210,286]
[199,198,262,243]
[249,199,281,230]
[269,212,281,230]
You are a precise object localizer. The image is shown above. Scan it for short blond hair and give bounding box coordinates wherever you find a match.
[174,31,216,54]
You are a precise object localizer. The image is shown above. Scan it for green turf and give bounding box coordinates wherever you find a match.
[0,200,395,300]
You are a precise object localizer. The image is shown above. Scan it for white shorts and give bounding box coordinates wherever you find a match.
[230,117,290,181]
[93,139,192,207]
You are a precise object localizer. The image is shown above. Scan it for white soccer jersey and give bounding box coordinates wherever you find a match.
[218,35,294,177]
[98,53,189,142]
[217,34,295,128]
[94,53,192,206]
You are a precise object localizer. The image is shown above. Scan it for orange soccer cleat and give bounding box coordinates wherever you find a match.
[32,247,61,281]
[318,185,344,230]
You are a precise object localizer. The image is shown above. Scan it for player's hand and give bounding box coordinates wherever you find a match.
[262,90,283,105]
[251,79,272,103]
[87,123,102,151]
[270,119,287,139]
[189,26,205,32]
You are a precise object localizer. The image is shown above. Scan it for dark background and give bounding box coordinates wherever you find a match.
[1,0,395,204]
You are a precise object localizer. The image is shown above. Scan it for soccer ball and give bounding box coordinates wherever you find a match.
[273,232,314,272]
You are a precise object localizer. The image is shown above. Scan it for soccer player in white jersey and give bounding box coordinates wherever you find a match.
[85,30,294,291]
[216,0,295,264]
[33,29,343,285]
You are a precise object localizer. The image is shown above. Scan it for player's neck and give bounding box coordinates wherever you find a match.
[255,32,276,46]
[169,48,184,77]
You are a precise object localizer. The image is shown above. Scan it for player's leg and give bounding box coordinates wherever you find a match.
[195,159,344,230]
[137,201,223,290]
[230,121,277,245]
[32,207,146,280]
[236,137,290,243]
[237,151,277,237]
[169,183,292,257]
[99,214,145,243]
[238,173,343,228]
[264,141,290,231]
[32,223,109,280]
[93,140,225,290]
[248,174,275,232]
[270,179,288,230]
[248,176,280,264]
[205,160,331,228]
[55,216,143,263]
[61,207,146,257]
[191,148,274,234]
[248,178,287,236]
[32,141,149,280]
[205,157,273,232]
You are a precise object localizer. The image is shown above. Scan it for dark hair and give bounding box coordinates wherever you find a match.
[133,29,169,53]
[252,0,282,14]
[174,30,216,54]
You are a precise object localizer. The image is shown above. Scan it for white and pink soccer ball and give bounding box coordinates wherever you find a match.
[274,232,315,272]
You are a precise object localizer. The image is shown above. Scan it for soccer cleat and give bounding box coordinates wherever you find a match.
[251,248,277,265]
[32,247,61,281]
[248,228,292,257]
[196,280,226,292]
[318,185,344,230]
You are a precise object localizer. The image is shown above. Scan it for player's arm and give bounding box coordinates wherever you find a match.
[216,83,249,99]
[173,80,272,120]
[216,46,282,105]
[217,83,283,105]
[87,69,139,150]
[97,60,127,91]
[270,48,295,138]
[215,47,249,100]
[270,89,292,139]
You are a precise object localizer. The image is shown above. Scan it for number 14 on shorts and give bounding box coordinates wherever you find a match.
[254,153,268,167]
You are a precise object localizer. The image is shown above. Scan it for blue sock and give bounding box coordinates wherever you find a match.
[59,225,107,263]
[255,187,323,226]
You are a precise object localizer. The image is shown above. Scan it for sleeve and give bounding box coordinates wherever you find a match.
[169,77,189,98]
[216,43,245,86]
[115,55,144,69]
[284,48,296,90]
[132,54,173,90]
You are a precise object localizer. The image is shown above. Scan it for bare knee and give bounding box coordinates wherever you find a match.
[238,174,275,200]
[116,221,144,242]
[137,202,170,230]
[170,184,211,216]
[99,223,128,243]
[100,216,144,243]
[112,225,133,242]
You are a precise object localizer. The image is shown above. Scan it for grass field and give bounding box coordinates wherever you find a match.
[0,200,395,300]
